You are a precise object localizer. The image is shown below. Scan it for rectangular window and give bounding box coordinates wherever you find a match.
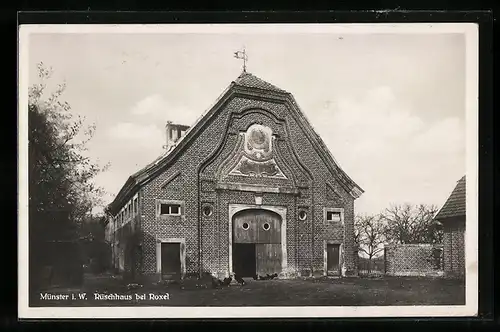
[134,198,139,215]
[160,204,181,216]
[326,211,341,222]
[324,208,344,225]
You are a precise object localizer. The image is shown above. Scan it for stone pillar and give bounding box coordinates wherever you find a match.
[343,200,358,276]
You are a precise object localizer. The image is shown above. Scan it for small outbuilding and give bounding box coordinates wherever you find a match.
[434,175,466,278]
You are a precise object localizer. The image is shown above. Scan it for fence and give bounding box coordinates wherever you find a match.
[384,244,444,277]
[358,257,385,276]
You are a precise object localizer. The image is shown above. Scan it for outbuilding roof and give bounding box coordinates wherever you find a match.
[434,175,466,220]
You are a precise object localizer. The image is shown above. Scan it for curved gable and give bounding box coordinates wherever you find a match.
[108,72,364,214]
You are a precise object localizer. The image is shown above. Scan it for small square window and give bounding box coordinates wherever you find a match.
[170,205,180,215]
[326,211,342,222]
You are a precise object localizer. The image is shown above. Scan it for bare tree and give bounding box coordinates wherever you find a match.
[355,214,386,272]
[381,203,441,245]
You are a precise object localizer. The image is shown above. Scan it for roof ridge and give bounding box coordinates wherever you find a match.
[233,71,288,93]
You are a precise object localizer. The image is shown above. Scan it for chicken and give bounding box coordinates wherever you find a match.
[222,277,232,286]
[234,273,245,285]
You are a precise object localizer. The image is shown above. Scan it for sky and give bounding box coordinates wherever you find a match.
[26,27,467,216]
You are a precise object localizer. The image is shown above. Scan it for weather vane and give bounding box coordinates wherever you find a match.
[234,47,248,72]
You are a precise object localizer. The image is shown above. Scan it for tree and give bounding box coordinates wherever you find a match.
[354,214,386,272]
[380,203,442,245]
[79,215,112,273]
[28,62,109,291]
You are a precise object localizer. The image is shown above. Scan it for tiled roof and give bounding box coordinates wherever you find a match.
[233,71,288,93]
[435,176,466,220]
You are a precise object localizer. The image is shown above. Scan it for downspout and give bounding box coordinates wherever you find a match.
[216,189,220,278]
[295,196,298,276]
[310,181,315,276]
[197,172,202,278]
[155,190,160,281]
[137,190,143,278]
[450,222,453,272]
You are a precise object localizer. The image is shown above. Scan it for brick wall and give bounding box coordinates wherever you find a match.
[384,244,444,277]
[122,89,359,280]
[442,217,465,278]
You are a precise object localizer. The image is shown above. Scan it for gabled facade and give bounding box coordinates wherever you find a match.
[434,175,466,278]
[106,71,364,282]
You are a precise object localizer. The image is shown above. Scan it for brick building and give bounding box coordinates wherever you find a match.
[434,175,466,278]
[105,71,364,282]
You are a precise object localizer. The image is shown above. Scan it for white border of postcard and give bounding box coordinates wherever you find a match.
[18,22,479,319]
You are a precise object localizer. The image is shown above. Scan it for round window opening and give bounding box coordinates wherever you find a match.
[263,223,270,231]
[242,222,249,230]
[203,206,213,217]
[298,210,307,221]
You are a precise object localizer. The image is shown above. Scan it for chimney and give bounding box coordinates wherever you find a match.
[164,121,190,151]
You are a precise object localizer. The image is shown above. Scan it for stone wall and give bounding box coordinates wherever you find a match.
[384,244,444,277]
[442,217,465,278]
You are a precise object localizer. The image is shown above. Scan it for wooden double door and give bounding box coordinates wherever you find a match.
[232,209,282,277]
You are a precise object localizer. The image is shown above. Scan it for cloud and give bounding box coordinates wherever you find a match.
[106,94,201,152]
[130,94,199,126]
[310,86,465,215]
[131,94,166,116]
[412,117,464,155]
[107,122,164,148]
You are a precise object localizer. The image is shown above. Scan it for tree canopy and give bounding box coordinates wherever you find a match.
[381,203,441,245]
[29,62,109,291]
[29,62,109,242]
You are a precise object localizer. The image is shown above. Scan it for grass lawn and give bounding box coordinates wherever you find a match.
[30,273,465,307]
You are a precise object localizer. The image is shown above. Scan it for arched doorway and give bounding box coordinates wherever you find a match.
[232,209,282,277]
